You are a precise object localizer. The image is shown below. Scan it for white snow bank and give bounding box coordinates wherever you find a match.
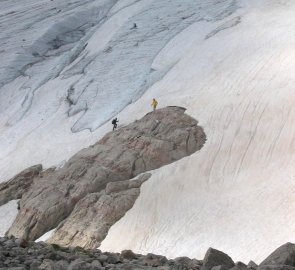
[0,200,19,237]
[36,229,56,242]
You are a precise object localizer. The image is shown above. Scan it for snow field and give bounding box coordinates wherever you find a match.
[100,0,295,262]
[1,0,295,264]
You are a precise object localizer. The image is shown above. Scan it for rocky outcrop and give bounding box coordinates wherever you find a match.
[258,243,295,270]
[0,165,42,206]
[6,106,206,244]
[230,262,248,270]
[1,238,295,270]
[248,261,258,269]
[0,236,203,269]
[48,173,151,248]
[202,248,235,270]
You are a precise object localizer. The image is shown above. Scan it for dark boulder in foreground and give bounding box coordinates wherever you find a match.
[202,248,235,270]
[1,238,295,270]
[0,236,202,269]
[257,243,295,270]
[6,106,206,247]
[259,243,295,267]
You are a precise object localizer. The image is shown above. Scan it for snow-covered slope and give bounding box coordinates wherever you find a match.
[1,0,295,264]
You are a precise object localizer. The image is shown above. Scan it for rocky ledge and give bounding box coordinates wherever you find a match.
[0,165,42,206]
[0,237,295,270]
[2,106,206,248]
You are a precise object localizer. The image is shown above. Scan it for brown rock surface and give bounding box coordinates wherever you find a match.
[7,106,206,243]
[0,165,42,206]
[48,173,151,248]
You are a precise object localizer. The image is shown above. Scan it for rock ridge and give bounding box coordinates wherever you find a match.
[4,106,206,248]
[0,165,42,207]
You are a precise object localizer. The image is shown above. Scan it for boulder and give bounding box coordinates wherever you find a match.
[68,259,89,270]
[7,107,206,244]
[230,262,248,270]
[143,253,168,267]
[248,261,258,269]
[121,250,138,260]
[258,266,295,270]
[212,266,230,270]
[202,248,235,270]
[259,243,295,267]
[173,256,202,269]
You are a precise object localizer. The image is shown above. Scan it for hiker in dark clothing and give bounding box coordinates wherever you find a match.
[112,118,119,131]
[132,23,137,29]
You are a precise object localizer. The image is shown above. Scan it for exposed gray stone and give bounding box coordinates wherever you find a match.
[0,164,42,206]
[202,248,235,270]
[0,267,26,270]
[259,243,295,267]
[258,266,295,270]
[30,260,42,270]
[157,267,171,270]
[99,254,109,263]
[37,260,57,270]
[173,256,202,269]
[91,260,103,267]
[106,253,121,264]
[68,259,89,270]
[121,250,138,261]
[212,265,229,270]
[230,262,248,270]
[248,261,258,269]
[143,253,168,267]
[55,260,69,269]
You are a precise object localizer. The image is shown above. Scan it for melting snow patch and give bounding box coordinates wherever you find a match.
[36,228,56,242]
[0,200,19,236]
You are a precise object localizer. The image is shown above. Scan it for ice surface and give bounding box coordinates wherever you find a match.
[1,0,295,264]
[36,229,56,242]
[0,200,19,236]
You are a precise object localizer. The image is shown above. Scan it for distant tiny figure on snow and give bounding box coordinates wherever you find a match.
[131,23,137,29]
[151,98,158,111]
[112,118,119,131]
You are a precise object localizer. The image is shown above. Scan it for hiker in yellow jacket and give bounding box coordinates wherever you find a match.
[151,98,158,111]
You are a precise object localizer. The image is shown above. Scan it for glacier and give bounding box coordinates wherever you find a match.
[1,0,295,264]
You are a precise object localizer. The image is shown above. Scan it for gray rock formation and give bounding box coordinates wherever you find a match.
[0,237,295,270]
[230,262,248,270]
[172,256,202,270]
[121,250,138,261]
[212,266,230,270]
[248,261,258,269]
[0,165,42,206]
[202,248,235,270]
[1,238,294,270]
[48,173,151,248]
[258,266,295,270]
[6,106,206,245]
[259,243,295,267]
[0,236,203,269]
